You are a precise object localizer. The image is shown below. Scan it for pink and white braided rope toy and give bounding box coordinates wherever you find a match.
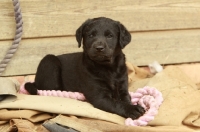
[19,83,163,126]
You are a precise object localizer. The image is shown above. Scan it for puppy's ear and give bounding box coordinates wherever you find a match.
[76,19,91,48]
[118,23,131,49]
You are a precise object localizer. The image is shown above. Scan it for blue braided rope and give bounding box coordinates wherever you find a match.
[0,0,23,76]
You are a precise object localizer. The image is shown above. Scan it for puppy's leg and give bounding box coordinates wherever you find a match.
[118,79,145,119]
[86,90,145,119]
[25,55,62,95]
[119,90,131,103]
[118,80,132,104]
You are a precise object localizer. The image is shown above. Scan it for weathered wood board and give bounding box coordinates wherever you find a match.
[0,0,200,76]
[1,0,200,40]
[1,29,200,76]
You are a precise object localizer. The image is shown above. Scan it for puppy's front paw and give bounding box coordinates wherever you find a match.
[125,104,145,120]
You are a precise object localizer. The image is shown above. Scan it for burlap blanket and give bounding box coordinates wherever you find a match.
[0,63,200,132]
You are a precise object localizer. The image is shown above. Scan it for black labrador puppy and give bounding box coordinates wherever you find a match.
[25,17,145,119]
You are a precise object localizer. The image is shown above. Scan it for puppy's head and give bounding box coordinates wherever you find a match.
[76,17,131,65]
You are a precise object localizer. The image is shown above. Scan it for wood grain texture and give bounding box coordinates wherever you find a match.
[0,29,199,76]
[0,36,82,76]
[124,29,200,65]
[1,0,200,40]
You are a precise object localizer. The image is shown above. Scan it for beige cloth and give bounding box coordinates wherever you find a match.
[166,63,200,84]
[50,115,196,132]
[0,65,200,131]
[0,77,19,102]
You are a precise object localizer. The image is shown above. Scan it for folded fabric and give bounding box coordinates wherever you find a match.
[0,65,200,131]
[165,63,200,84]
[0,109,54,124]
[49,115,196,132]
[0,93,126,125]
[0,77,19,102]
[10,119,49,132]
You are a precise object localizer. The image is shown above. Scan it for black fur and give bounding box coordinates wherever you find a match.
[25,17,145,119]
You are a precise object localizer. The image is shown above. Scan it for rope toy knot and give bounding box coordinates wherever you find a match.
[125,86,163,126]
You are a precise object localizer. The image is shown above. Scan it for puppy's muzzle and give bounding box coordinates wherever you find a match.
[93,42,106,52]
[89,41,113,64]
[95,45,105,52]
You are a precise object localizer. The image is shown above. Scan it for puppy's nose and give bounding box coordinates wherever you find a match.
[95,45,105,52]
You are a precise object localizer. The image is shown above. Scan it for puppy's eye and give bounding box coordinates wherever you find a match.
[88,34,95,38]
[107,34,113,39]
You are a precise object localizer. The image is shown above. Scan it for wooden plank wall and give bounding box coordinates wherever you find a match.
[0,0,200,76]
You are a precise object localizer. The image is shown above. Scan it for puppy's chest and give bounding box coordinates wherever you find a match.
[102,71,126,100]
[94,68,127,100]
[98,70,125,90]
